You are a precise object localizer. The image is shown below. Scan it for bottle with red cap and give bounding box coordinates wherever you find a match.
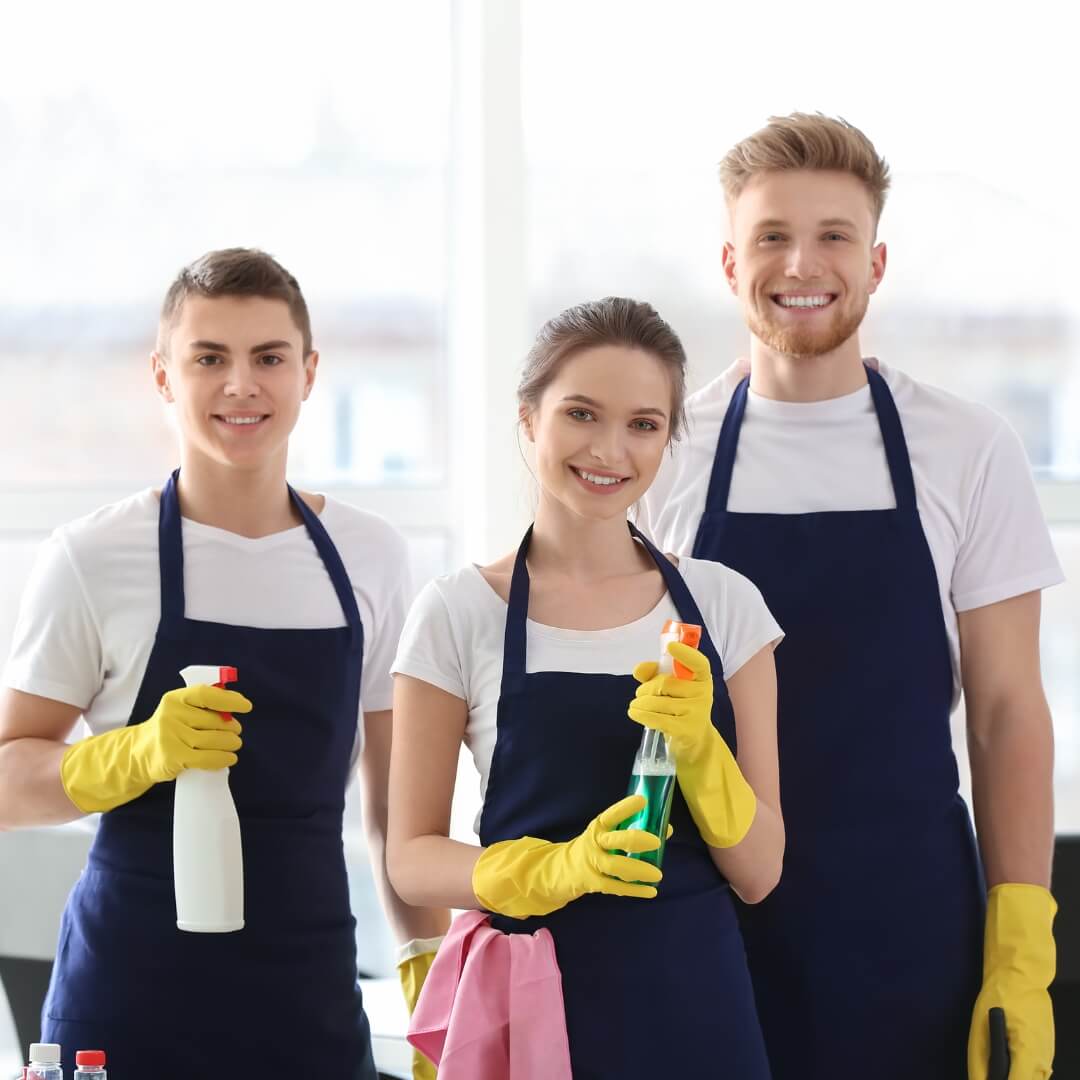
[174,664,245,933]
[73,1050,107,1079]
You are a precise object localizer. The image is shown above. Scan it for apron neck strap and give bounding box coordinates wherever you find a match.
[865,365,917,512]
[158,469,185,629]
[502,524,534,678]
[700,374,750,515]
[701,362,917,514]
[157,470,363,634]
[501,521,723,680]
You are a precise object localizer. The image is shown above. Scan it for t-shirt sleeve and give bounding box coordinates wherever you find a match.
[360,528,412,714]
[2,531,103,708]
[951,422,1065,612]
[713,565,784,680]
[391,579,468,701]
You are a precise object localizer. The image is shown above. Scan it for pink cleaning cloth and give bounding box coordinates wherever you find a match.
[408,908,572,1079]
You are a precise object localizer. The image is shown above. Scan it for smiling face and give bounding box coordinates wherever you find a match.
[723,169,886,361]
[521,344,673,523]
[152,294,317,472]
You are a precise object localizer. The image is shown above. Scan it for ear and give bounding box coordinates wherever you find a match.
[302,350,319,400]
[721,241,738,295]
[518,403,535,443]
[868,241,887,294]
[151,351,173,403]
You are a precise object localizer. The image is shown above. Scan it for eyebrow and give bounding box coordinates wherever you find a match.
[560,394,668,418]
[753,217,860,231]
[188,339,294,354]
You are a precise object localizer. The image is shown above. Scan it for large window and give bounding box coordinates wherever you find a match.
[0,1,450,498]
[523,0,1080,830]
[2,4,1077,1066]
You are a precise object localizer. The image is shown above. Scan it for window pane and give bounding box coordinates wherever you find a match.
[0,1,449,490]
[523,0,1080,833]
[522,0,1079,474]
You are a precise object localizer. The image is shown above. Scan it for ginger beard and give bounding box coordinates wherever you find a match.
[745,288,869,360]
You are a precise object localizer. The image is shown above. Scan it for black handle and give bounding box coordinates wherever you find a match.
[988,1006,1011,1080]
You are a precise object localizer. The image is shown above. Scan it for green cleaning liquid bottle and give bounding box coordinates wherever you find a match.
[617,621,702,869]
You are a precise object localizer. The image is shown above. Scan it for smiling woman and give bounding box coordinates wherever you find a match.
[387,296,786,1077]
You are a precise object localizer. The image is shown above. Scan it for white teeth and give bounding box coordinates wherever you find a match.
[221,416,264,425]
[777,295,832,308]
[577,468,623,486]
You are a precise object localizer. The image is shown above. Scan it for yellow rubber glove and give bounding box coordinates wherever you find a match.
[472,794,663,919]
[399,944,441,1080]
[60,684,251,813]
[629,641,756,848]
[968,883,1057,1080]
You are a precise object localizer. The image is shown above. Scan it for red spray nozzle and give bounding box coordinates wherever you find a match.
[179,665,239,722]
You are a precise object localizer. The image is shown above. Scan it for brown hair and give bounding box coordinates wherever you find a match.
[157,247,313,355]
[719,112,891,227]
[519,297,687,441]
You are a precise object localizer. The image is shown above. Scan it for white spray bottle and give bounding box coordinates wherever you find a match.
[174,665,244,932]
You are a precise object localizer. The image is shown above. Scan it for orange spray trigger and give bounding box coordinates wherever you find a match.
[659,621,702,680]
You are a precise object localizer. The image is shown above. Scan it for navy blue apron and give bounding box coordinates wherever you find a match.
[43,471,377,1079]
[692,366,984,1079]
[479,523,771,1080]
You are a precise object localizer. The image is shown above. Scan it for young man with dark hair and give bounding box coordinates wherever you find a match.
[0,248,447,1078]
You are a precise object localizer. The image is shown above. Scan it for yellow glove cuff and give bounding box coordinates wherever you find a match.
[472,837,557,920]
[60,732,151,815]
[398,948,439,1015]
[679,729,757,848]
[399,949,440,1079]
[984,883,1057,983]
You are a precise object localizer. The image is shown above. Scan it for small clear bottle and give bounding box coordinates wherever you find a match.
[616,621,703,868]
[26,1044,62,1080]
[620,728,677,868]
[74,1050,108,1079]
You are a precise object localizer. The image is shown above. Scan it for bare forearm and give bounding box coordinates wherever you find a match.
[364,815,451,943]
[389,834,484,911]
[969,702,1054,888]
[0,738,83,828]
[708,799,784,904]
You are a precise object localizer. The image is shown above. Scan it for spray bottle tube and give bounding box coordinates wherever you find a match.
[617,621,702,869]
[174,665,244,932]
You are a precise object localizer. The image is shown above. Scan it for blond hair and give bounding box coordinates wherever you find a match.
[719,112,891,227]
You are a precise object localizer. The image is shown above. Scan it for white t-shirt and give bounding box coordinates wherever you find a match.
[638,358,1065,707]
[3,489,411,763]
[391,556,783,832]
